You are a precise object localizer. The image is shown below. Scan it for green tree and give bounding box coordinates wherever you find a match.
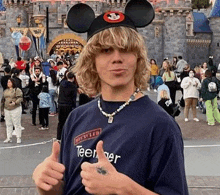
[192,0,211,10]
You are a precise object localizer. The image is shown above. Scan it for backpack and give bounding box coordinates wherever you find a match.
[208,78,217,92]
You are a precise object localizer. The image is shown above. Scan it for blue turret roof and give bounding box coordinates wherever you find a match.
[193,12,212,33]
[0,0,6,11]
[209,0,220,17]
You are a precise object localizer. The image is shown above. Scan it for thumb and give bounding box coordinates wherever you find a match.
[50,141,60,162]
[96,140,108,162]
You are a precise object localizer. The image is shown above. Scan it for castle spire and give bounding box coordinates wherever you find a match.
[209,0,220,17]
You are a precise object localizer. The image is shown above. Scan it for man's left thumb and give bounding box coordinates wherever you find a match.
[96,140,107,162]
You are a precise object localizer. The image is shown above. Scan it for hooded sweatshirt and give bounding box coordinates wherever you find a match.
[58,79,78,107]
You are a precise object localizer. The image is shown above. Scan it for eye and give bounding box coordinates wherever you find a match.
[101,48,113,54]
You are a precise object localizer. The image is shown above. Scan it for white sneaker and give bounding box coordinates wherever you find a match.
[17,137,21,144]
[147,87,150,91]
[193,118,199,122]
[4,138,12,143]
[21,126,25,130]
[12,131,16,136]
[184,118,189,122]
[154,89,157,92]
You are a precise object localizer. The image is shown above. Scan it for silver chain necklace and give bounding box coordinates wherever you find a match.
[98,88,140,124]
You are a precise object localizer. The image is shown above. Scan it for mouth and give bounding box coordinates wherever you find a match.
[110,69,127,74]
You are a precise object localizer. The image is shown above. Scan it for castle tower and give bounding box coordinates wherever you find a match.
[159,0,191,61]
[209,0,220,64]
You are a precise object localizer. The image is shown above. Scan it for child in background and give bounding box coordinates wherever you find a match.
[37,85,51,130]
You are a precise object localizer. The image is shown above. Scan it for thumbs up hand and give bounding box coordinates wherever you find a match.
[80,141,124,195]
[32,141,65,192]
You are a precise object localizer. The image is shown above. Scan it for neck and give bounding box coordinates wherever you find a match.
[101,85,142,101]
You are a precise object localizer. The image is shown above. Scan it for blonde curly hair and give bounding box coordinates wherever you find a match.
[72,26,150,96]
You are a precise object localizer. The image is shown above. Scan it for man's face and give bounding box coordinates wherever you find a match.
[35,69,41,76]
[95,47,137,90]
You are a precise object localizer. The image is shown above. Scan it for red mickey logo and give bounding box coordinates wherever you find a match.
[103,11,125,23]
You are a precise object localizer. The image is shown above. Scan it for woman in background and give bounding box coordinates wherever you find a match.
[47,69,58,116]
[162,60,176,104]
[2,78,23,143]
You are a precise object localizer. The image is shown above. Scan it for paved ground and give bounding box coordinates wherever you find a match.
[0,89,220,194]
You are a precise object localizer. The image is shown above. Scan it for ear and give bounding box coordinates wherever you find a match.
[67,3,95,33]
[125,0,155,27]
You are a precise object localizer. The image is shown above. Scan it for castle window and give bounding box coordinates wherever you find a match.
[186,23,193,36]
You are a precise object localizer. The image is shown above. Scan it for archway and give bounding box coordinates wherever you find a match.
[47,33,86,56]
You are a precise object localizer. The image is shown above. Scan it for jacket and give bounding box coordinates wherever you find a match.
[38,92,51,108]
[201,77,220,101]
[2,88,23,110]
[181,77,201,99]
[58,80,77,107]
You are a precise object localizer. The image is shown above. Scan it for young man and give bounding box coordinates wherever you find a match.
[33,1,189,194]
[56,71,78,140]
[29,66,47,126]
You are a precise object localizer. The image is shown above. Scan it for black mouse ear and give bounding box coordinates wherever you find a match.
[125,0,155,28]
[67,3,95,33]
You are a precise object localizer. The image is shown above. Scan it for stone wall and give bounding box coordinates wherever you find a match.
[209,18,220,66]
[186,33,212,68]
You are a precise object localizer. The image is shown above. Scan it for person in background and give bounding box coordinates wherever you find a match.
[155,76,170,103]
[181,69,201,122]
[162,60,176,104]
[175,56,187,73]
[56,71,78,140]
[38,85,51,130]
[19,69,30,114]
[150,59,159,92]
[48,59,58,71]
[9,57,16,69]
[200,62,208,82]
[194,65,201,81]
[29,66,47,126]
[15,57,26,71]
[0,65,11,122]
[47,69,58,116]
[1,78,23,143]
[171,56,178,70]
[158,90,174,117]
[207,56,217,77]
[201,70,220,126]
[29,58,42,75]
[158,59,167,77]
[56,61,67,84]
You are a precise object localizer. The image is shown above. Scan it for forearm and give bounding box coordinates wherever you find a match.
[116,174,158,195]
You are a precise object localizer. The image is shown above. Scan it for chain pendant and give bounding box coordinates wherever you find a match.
[108,116,114,124]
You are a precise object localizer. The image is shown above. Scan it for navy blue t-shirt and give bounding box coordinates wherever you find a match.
[60,95,189,195]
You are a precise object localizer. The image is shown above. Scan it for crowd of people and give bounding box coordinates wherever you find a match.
[149,55,220,126]
[0,51,93,143]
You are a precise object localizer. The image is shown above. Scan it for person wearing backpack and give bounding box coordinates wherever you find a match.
[201,70,220,126]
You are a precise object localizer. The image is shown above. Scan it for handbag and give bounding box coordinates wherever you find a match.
[171,104,181,117]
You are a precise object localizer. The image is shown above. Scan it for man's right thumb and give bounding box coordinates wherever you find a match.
[51,141,60,162]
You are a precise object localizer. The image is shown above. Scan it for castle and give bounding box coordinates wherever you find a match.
[0,0,220,67]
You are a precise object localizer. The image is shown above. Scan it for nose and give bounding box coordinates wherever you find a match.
[112,49,123,64]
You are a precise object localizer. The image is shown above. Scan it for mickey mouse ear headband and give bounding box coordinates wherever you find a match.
[67,0,155,40]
